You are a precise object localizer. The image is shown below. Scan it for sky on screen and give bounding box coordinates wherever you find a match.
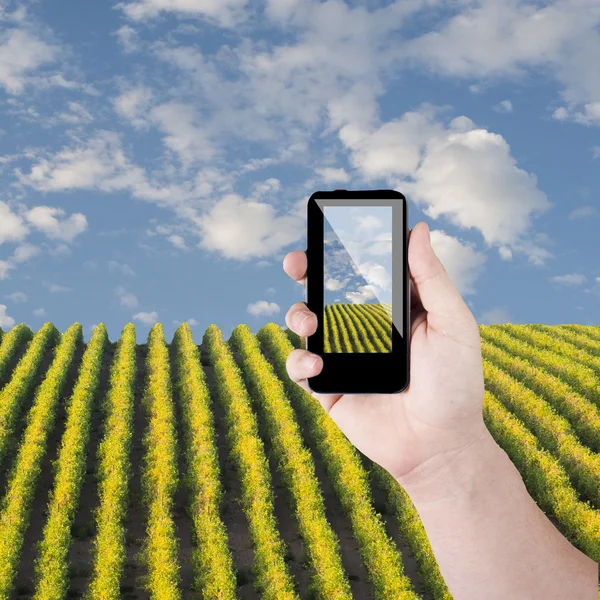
[0,0,599,341]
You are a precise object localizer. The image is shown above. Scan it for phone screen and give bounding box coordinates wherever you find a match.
[322,204,399,353]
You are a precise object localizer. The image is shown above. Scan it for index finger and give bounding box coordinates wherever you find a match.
[283,250,307,285]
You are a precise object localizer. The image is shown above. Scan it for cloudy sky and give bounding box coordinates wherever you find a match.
[324,205,393,306]
[0,0,599,341]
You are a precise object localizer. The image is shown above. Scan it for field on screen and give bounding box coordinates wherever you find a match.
[0,321,598,599]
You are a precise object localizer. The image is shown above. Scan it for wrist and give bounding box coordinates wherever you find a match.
[396,424,513,507]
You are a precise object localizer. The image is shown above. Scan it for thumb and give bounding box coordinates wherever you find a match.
[408,221,473,321]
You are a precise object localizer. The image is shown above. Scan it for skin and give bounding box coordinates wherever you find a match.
[283,220,598,599]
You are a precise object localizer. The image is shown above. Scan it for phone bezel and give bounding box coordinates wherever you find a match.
[306,189,410,394]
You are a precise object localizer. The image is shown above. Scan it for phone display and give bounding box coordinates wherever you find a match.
[306,190,409,394]
[323,205,394,353]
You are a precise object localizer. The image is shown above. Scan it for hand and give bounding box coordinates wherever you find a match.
[284,221,488,488]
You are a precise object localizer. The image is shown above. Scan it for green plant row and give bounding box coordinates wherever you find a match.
[501,324,600,380]
[230,324,353,600]
[368,464,453,600]
[0,322,59,469]
[482,356,600,507]
[480,326,600,408]
[325,305,343,353]
[33,324,108,599]
[481,338,600,453]
[483,390,600,562]
[86,324,137,599]
[532,325,600,358]
[559,324,600,343]
[285,328,306,350]
[343,305,387,353]
[330,305,354,352]
[340,304,374,352]
[0,323,32,390]
[141,324,181,600]
[322,310,332,352]
[258,323,419,600]
[202,324,298,600]
[0,322,82,599]
[171,324,237,599]
[353,305,391,351]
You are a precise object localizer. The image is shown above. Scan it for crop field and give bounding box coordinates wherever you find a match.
[323,304,392,353]
[0,321,599,599]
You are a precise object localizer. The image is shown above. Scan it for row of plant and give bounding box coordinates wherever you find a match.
[353,305,392,350]
[230,324,353,599]
[483,390,600,562]
[86,324,137,599]
[335,304,366,352]
[0,322,59,469]
[0,323,32,389]
[141,324,181,599]
[480,326,600,408]
[202,324,299,599]
[561,324,600,342]
[531,324,600,358]
[482,355,600,507]
[500,324,600,379]
[338,304,376,352]
[0,322,82,599]
[328,305,354,352]
[258,323,419,599]
[324,305,343,353]
[33,324,108,599]
[342,305,388,352]
[171,324,237,599]
[481,338,600,453]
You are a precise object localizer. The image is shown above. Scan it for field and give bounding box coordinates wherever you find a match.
[0,321,599,599]
[323,304,392,353]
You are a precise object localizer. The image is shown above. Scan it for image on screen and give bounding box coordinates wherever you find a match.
[323,205,393,353]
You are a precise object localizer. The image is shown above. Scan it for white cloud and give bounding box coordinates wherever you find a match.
[115,286,139,308]
[265,287,276,296]
[569,205,598,219]
[493,100,513,113]
[402,0,600,127]
[344,108,551,263]
[0,29,57,94]
[108,261,136,276]
[198,193,304,260]
[0,260,14,280]
[498,246,513,261]
[133,310,158,325]
[25,206,87,242]
[355,214,383,231]
[173,317,199,326]
[346,284,376,304]
[118,0,248,27]
[12,243,40,263]
[593,146,600,159]
[0,201,28,244]
[0,305,15,329]
[429,230,487,296]
[113,85,153,128]
[357,261,391,291]
[325,278,345,291]
[57,101,94,125]
[44,282,71,293]
[32,308,46,317]
[167,234,187,250]
[550,273,587,285]
[247,300,280,317]
[6,291,26,303]
[315,167,350,183]
[114,25,139,54]
[479,307,511,325]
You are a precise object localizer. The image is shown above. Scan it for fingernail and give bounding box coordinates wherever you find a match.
[294,310,313,330]
[302,353,320,371]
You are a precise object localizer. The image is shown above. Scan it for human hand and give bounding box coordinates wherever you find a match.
[284,221,489,491]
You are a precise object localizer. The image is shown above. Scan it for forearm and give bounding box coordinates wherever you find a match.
[397,426,598,600]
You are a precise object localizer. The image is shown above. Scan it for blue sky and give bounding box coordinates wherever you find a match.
[0,0,599,342]
[324,206,393,306]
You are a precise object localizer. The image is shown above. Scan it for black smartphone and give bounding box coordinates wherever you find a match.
[306,189,410,394]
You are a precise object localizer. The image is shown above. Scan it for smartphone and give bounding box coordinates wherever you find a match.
[306,189,410,394]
